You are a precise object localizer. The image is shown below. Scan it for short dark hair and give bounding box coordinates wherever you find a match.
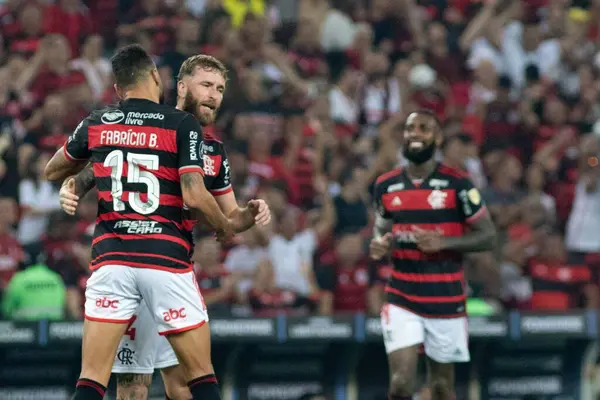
[110,44,155,89]
[177,54,228,82]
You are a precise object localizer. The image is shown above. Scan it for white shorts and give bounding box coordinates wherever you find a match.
[380,303,470,363]
[112,300,179,374]
[85,265,208,335]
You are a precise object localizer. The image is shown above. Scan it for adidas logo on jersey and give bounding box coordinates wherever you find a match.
[392,196,402,206]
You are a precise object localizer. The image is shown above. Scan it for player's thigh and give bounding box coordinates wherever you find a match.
[136,268,212,377]
[161,365,191,400]
[381,304,423,384]
[82,265,140,385]
[115,373,153,400]
[422,316,470,364]
[112,300,161,375]
[381,303,425,355]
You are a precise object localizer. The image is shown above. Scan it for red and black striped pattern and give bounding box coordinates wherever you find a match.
[63,98,206,272]
[373,163,486,317]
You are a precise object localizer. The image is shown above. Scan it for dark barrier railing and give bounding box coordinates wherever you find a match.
[0,311,597,399]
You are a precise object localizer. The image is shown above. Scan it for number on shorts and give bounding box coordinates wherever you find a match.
[125,315,137,340]
[104,150,160,214]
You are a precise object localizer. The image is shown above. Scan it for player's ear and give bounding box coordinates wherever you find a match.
[177,80,186,99]
[435,129,444,148]
[150,68,161,88]
[114,83,125,100]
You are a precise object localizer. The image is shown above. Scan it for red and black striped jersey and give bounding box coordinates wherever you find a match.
[63,98,206,273]
[199,134,232,197]
[373,163,487,318]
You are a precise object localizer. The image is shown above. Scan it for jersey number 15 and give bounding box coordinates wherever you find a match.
[104,149,160,215]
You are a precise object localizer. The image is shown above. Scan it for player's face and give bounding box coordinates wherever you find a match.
[402,113,440,165]
[181,67,225,126]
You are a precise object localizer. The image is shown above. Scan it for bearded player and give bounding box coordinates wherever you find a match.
[370,110,496,400]
[60,55,271,400]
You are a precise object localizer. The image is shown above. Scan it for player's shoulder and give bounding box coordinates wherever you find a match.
[202,131,224,145]
[375,167,403,187]
[437,163,473,186]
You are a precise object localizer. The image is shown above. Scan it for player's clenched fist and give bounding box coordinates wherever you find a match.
[247,199,271,226]
[370,233,393,260]
[60,178,79,216]
[412,226,444,253]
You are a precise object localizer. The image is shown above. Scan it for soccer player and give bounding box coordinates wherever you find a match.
[45,44,238,400]
[369,110,496,400]
[59,54,271,399]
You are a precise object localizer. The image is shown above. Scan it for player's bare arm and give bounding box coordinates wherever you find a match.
[180,171,236,240]
[440,210,496,252]
[44,146,88,181]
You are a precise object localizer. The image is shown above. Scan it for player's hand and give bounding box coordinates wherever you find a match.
[248,199,271,226]
[60,178,79,216]
[370,233,393,260]
[215,222,236,244]
[412,226,444,253]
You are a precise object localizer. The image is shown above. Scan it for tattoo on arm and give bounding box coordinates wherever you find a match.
[116,373,152,400]
[73,164,95,197]
[181,172,202,189]
[442,213,497,252]
[373,214,393,239]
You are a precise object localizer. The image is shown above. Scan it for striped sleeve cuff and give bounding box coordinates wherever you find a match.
[466,206,487,224]
[178,166,205,176]
[63,146,86,162]
[209,185,233,196]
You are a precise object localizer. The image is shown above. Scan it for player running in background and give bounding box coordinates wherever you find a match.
[369,110,496,400]
[45,44,238,400]
[59,54,271,400]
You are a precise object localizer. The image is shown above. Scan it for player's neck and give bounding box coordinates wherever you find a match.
[123,88,160,104]
[406,159,437,181]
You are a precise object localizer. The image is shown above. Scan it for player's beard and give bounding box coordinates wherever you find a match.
[182,90,217,127]
[403,140,437,165]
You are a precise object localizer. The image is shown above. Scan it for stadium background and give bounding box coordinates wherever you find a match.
[2,0,600,399]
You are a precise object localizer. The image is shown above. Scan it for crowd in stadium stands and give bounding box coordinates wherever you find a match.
[2,0,600,321]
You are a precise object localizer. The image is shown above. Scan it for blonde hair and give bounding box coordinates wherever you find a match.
[177,54,228,82]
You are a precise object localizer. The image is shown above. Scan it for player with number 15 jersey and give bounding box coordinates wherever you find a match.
[64,101,205,273]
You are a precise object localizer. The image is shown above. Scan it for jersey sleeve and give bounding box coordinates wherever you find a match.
[456,177,487,224]
[176,114,205,176]
[210,146,233,196]
[372,180,392,220]
[63,117,91,161]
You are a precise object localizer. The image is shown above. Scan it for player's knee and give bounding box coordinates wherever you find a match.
[389,371,415,396]
[429,377,453,400]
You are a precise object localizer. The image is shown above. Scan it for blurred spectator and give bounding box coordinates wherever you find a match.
[529,232,599,310]
[248,258,319,316]
[2,248,66,321]
[17,151,61,245]
[70,34,111,101]
[224,227,269,303]
[332,167,369,235]
[9,3,45,59]
[0,197,22,289]
[268,189,334,296]
[482,153,524,231]
[315,233,384,315]
[43,0,95,57]
[194,237,236,314]
[565,135,600,263]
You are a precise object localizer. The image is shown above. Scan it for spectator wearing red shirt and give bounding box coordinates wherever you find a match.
[249,259,320,317]
[315,233,384,315]
[528,233,599,310]
[193,237,236,314]
[9,3,45,59]
[0,197,23,290]
[15,34,87,107]
[43,0,95,57]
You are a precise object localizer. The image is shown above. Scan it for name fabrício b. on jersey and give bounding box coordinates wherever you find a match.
[114,220,163,234]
